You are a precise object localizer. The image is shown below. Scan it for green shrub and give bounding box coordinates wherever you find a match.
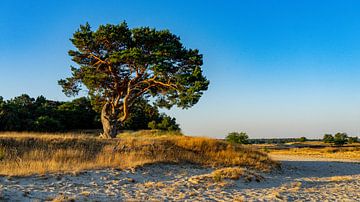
[298,137,307,142]
[333,132,348,146]
[148,115,180,131]
[323,134,334,143]
[226,132,249,144]
[348,136,359,144]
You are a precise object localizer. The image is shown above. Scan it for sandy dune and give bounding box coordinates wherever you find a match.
[1,156,360,201]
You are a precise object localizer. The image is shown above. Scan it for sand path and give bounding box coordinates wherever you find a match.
[1,155,360,201]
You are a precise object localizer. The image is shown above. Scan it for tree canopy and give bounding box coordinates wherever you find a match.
[333,132,348,146]
[322,133,358,146]
[59,22,209,138]
[0,94,179,132]
[323,134,334,143]
[0,94,100,132]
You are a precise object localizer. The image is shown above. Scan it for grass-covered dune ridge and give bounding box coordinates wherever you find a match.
[0,132,279,176]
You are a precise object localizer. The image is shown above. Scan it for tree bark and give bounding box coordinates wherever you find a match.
[100,103,118,139]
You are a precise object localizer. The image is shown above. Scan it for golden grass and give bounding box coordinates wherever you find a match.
[0,132,278,176]
[0,131,97,139]
[327,176,354,182]
[116,129,183,137]
[269,146,360,160]
[303,175,355,183]
[210,167,264,182]
[188,167,264,185]
[212,167,245,179]
[51,194,76,202]
[286,141,360,147]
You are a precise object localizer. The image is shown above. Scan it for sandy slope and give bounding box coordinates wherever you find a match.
[1,156,360,201]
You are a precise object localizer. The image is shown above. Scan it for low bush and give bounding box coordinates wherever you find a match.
[348,137,359,144]
[226,132,249,144]
[334,133,348,146]
[323,134,334,143]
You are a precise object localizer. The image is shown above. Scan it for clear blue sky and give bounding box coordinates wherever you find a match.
[1,0,360,138]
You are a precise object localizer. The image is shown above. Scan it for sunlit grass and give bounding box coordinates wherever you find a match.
[269,146,360,160]
[0,131,279,176]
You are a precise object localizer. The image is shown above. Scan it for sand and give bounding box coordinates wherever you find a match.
[1,155,360,201]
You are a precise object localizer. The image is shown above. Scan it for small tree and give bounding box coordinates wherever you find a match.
[226,132,249,144]
[323,134,334,143]
[348,136,359,144]
[333,132,348,146]
[59,22,209,138]
[298,137,307,142]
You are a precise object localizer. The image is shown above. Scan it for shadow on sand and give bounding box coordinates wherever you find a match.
[232,160,360,190]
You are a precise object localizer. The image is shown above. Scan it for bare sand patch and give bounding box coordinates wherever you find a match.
[1,156,360,201]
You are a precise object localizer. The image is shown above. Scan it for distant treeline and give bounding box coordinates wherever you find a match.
[248,138,320,144]
[0,94,179,132]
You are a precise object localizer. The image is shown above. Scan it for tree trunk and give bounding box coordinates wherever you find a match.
[100,103,118,139]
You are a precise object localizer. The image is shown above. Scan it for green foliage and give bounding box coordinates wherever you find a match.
[59,22,209,134]
[348,136,359,144]
[0,94,180,132]
[333,132,348,146]
[324,133,349,146]
[226,132,249,144]
[121,98,179,131]
[148,115,180,131]
[34,116,63,132]
[323,134,334,143]
[0,94,100,132]
[0,94,35,131]
[298,137,307,142]
[57,97,101,130]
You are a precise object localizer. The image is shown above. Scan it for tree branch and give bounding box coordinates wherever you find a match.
[118,80,132,122]
[151,80,177,89]
[89,53,109,66]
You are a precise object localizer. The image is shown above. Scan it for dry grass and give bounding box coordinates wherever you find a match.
[210,167,264,182]
[286,141,360,147]
[188,167,264,184]
[51,194,76,202]
[116,129,183,137]
[143,181,167,188]
[212,167,245,180]
[303,175,355,183]
[327,176,354,182]
[268,146,360,160]
[0,131,278,176]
